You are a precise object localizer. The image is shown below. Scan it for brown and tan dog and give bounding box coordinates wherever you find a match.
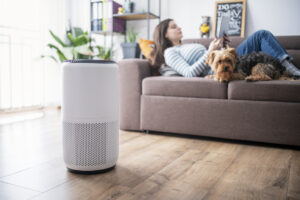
[205,48,295,82]
[205,48,245,82]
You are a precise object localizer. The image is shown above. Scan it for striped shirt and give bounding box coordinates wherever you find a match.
[164,43,214,77]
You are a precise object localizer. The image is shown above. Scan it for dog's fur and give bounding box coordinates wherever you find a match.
[236,51,286,81]
[205,48,293,82]
[205,48,244,82]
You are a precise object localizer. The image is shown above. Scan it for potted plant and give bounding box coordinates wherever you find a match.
[41,26,111,63]
[121,27,141,58]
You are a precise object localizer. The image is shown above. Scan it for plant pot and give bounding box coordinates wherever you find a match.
[121,43,141,59]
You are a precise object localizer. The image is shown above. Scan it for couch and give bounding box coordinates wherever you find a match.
[118,35,300,146]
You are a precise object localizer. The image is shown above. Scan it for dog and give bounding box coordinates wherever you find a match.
[235,51,286,81]
[205,48,291,82]
[205,48,245,82]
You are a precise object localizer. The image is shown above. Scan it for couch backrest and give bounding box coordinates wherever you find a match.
[182,35,300,68]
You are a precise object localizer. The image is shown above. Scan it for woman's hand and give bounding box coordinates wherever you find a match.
[208,38,222,52]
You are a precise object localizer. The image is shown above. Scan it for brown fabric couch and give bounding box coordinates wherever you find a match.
[118,36,300,146]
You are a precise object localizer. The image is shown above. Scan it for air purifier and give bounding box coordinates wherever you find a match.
[61,59,119,174]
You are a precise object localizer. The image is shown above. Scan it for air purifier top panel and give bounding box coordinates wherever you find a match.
[62,60,118,123]
[64,59,116,64]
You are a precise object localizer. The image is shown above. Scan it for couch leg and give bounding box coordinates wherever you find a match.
[145,130,149,134]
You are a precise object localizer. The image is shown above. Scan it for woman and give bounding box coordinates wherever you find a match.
[150,18,300,78]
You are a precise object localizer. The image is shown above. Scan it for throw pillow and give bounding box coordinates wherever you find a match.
[139,38,155,60]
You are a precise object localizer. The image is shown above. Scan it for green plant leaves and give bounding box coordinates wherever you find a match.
[49,30,67,47]
[47,43,67,62]
[42,27,111,63]
[127,27,138,43]
[74,44,94,56]
[72,27,85,37]
[95,46,111,60]
[67,33,89,46]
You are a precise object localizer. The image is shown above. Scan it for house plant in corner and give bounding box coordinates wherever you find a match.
[121,27,141,58]
[41,26,111,63]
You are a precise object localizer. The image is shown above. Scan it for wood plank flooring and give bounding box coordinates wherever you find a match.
[0,110,299,200]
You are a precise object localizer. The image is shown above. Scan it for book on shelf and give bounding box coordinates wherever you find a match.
[91,1,102,31]
[90,0,125,33]
[102,18,108,31]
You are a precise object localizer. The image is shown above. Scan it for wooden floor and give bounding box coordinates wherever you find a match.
[0,110,299,200]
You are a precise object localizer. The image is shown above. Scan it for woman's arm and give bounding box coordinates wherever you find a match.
[164,48,209,77]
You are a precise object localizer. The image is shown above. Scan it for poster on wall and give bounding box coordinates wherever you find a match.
[213,0,246,38]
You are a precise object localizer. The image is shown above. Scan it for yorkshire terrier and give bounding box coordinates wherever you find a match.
[205,35,292,82]
[205,48,245,82]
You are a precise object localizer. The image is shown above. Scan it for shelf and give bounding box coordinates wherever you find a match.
[91,31,124,35]
[90,0,161,59]
[113,12,160,20]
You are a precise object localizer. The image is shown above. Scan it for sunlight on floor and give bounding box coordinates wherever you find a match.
[0,111,45,125]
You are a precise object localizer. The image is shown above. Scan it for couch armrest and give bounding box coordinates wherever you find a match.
[118,59,152,131]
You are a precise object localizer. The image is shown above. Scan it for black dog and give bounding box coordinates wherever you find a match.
[235,51,287,81]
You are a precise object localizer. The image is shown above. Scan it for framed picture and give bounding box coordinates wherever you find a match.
[213,0,246,38]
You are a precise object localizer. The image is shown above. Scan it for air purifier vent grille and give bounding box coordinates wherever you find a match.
[63,121,118,167]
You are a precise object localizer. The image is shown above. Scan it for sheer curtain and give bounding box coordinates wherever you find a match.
[0,0,66,111]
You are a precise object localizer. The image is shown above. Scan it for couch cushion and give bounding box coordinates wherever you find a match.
[143,77,228,99]
[228,80,300,102]
[276,36,300,50]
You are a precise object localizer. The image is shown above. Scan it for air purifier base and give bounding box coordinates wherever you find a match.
[67,165,116,174]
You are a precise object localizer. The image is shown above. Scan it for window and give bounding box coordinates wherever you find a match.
[0,0,66,111]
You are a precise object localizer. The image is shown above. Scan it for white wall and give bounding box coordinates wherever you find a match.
[245,0,300,36]
[66,0,90,31]
[166,0,300,39]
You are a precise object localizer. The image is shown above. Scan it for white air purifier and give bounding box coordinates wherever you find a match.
[61,60,119,174]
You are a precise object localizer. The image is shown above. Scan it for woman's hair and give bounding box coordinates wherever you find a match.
[150,18,174,67]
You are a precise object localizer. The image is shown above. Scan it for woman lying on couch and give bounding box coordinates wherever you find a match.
[150,18,300,78]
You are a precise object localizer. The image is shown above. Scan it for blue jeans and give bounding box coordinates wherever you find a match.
[236,30,292,62]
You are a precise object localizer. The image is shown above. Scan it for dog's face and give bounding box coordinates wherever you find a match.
[206,48,238,82]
